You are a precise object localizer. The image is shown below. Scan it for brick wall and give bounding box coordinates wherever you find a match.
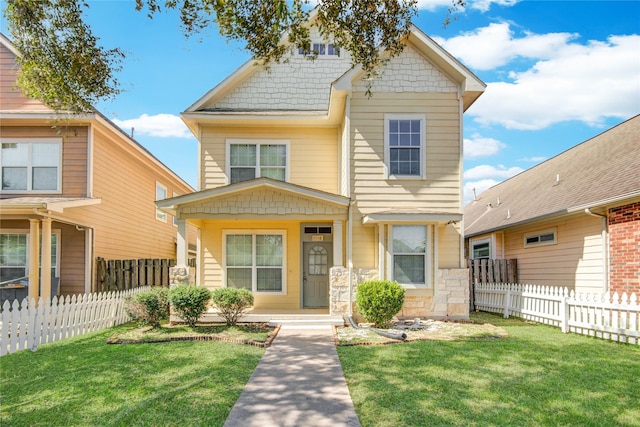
[608,201,640,295]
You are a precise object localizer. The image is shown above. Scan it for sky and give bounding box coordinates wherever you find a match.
[2,0,639,203]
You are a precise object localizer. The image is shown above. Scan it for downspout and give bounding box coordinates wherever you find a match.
[585,208,609,293]
[458,87,465,268]
[347,199,354,316]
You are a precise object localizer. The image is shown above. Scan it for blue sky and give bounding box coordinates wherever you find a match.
[3,1,639,202]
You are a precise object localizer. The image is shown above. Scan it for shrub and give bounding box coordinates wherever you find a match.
[168,285,211,327]
[211,288,254,326]
[124,287,169,328]
[355,280,405,327]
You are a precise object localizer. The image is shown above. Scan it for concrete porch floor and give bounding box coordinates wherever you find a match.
[173,308,346,326]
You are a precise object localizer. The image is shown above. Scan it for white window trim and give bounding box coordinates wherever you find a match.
[172,192,179,227]
[222,229,287,295]
[383,114,426,180]
[0,138,63,194]
[0,229,61,279]
[155,182,167,222]
[386,224,432,289]
[225,139,290,184]
[524,227,557,248]
[297,42,341,58]
[470,237,492,259]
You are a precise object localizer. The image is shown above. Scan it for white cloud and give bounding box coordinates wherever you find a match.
[415,0,458,11]
[464,134,505,158]
[112,114,193,139]
[437,23,640,130]
[519,156,546,163]
[463,179,498,205]
[415,0,519,12]
[464,164,523,180]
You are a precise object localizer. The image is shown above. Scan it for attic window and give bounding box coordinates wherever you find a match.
[298,43,340,56]
[524,228,557,248]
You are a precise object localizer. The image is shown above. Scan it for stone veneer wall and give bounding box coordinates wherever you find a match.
[330,267,470,320]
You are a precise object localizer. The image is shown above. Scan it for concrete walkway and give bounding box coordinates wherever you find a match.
[223,324,362,427]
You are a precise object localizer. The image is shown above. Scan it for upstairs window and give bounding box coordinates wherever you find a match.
[1,140,61,192]
[384,114,426,179]
[228,141,288,184]
[298,43,340,56]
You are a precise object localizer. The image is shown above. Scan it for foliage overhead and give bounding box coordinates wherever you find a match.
[3,0,465,113]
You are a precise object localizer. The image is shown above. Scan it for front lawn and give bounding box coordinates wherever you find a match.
[338,312,640,427]
[0,323,264,426]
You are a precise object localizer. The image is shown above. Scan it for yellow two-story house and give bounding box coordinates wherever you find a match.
[158,22,485,319]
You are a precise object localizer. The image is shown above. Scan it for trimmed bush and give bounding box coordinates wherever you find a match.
[168,285,211,327]
[211,288,254,326]
[355,280,405,327]
[124,287,169,328]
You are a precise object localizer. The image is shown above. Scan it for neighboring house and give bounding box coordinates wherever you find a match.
[0,34,194,304]
[157,19,485,319]
[465,115,640,295]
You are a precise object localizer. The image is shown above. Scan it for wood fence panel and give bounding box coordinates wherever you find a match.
[95,258,176,291]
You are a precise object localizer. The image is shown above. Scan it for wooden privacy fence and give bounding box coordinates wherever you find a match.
[0,287,149,356]
[467,258,517,309]
[475,283,639,345]
[95,258,176,292]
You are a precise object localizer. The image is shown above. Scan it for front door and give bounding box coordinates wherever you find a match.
[303,241,332,308]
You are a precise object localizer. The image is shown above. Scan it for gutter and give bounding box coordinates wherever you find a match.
[585,208,609,293]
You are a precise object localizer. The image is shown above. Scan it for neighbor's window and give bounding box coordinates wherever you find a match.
[1,140,61,192]
[0,233,58,284]
[384,114,425,179]
[155,183,167,222]
[392,225,427,286]
[228,141,288,184]
[471,239,491,259]
[225,232,285,293]
[524,228,557,248]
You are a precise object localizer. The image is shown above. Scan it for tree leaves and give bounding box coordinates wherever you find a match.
[3,0,465,112]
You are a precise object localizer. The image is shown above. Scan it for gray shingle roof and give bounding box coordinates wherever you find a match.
[464,115,640,237]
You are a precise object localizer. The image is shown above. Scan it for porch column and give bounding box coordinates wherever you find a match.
[176,218,188,267]
[40,218,52,302]
[28,219,40,303]
[333,220,343,266]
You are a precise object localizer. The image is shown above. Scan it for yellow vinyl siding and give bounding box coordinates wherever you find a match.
[438,223,462,268]
[200,126,339,194]
[200,219,301,310]
[503,215,604,293]
[349,91,462,214]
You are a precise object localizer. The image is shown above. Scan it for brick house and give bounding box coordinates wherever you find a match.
[465,115,640,295]
[157,18,485,320]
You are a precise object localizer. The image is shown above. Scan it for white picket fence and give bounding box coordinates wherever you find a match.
[475,283,639,345]
[0,287,149,356]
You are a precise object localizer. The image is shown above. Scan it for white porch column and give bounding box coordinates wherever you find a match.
[333,220,343,266]
[176,218,189,267]
[28,219,40,303]
[40,218,52,302]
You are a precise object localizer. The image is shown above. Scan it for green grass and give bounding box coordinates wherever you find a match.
[0,323,264,427]
[338,312,640,427]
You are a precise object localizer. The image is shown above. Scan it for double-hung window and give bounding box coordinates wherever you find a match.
[1,139,61,192]
[384,114,426,179]
[392,225,427,286]
[228,141,288,184]
[0,232,58,284]
[471,239,491,259]
[225,232,285,293]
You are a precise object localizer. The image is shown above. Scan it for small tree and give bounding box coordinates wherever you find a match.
[356,280,405,327]
[124,287,169,329]
[211,288,254,326]
[168,285,211,328]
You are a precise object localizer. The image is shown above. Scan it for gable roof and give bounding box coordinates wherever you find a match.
[464,115,640,237]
